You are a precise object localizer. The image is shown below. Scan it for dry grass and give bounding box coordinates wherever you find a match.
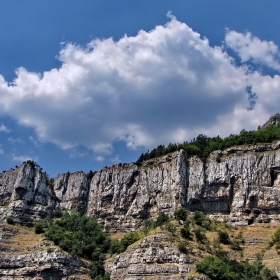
[1,223,44,253]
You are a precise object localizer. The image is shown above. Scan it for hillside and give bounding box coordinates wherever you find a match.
[1,212,280,279]
[1,118,280,278]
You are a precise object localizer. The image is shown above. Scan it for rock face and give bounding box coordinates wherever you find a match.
[190,142,280,225]
[105,232,208,280]
[1,142,280,228]
[0,164,56,225]
[54,171,90,214]
[86,151,188,232]
[0,224,90,280]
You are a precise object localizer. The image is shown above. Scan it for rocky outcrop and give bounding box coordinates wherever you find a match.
[188,142,280,225]
[1,142,280,229]
[86,151,188,232]
[105,232,208,280]
[0,248,90,280]
[0,224,90,280]
[54,171,89,214]
[0,164,56,225]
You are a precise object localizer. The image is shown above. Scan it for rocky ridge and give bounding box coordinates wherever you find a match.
[2,142,280,279]
[1,142,280,230]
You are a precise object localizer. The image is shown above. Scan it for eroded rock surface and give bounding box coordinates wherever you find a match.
[189,142,280,225]
[0,224,90,280]
[0,164,56,225]
[1,142,280,229]
[86,151,188,232]
[54,171,89,214]
[105,232,208,280]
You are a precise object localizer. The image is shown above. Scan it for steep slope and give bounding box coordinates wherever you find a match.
[1,142,280,230]
[0,223,90,279]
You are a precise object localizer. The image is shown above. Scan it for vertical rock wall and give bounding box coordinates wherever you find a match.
[1,142,280,229]
[54,171,89,213]
[86,150,188,232]
[0,163,56,224]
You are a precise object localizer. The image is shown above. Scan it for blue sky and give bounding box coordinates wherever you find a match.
[1,1,280,177]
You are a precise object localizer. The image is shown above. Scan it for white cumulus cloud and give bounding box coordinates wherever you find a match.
[225,30,280,70]
[0,15,279,158]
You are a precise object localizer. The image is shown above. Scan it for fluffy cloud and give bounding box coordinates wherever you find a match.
[0,16,279,157]
[225,30,280,70]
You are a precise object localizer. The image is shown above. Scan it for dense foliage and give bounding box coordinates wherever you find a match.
[44,212,110,278]
[110,232,140,254]
[37,212,140,279]
[196,254,277,280]
[136,124,280,163]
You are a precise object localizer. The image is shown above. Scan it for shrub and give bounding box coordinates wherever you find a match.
[34,221,46,234]
[193,211,205,226]
[165,222,176,234]
[174,208,188,221]
[272,228,280,245]
[110,232,140,254]
[178,241,188,254]
[6,216,14,225]
[155,212,169,227]
[194,227,208,244]
[120,232,139,250]
[142,219,155,234]
[218,230,231,245]
[45,212,111,279]
[196,254,277,280]
[180,225,192,240]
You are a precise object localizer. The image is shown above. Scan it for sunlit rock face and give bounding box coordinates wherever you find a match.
[53,171,90,214]
[86,150,188,232]
[0,163,56,225]
[202,142,280,225]
[1,141,280,229]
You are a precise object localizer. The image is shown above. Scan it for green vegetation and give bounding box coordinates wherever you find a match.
[110,232,140,254]
[34,212,140,279]
[136,124,280,163]
[142,211,170,234]
[41,212,110,278]
[196,254,277,280]
[87,170,97,181]
[32,209,277,279]
[174,207,188,221]
[218,230,231,245]
[270,227,280,252]
[6,216,14,225]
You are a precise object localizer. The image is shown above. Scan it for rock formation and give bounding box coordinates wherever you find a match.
[1,141,280,229]
[0,164,56,225]
[0,224,90,279]
[105,232,208,280]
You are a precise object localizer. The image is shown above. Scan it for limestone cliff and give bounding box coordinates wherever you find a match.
[86,151,188,232]
[54,171,89,214]
[190,141,280,225]
[0,164,56,225]
[1,142,280,229]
